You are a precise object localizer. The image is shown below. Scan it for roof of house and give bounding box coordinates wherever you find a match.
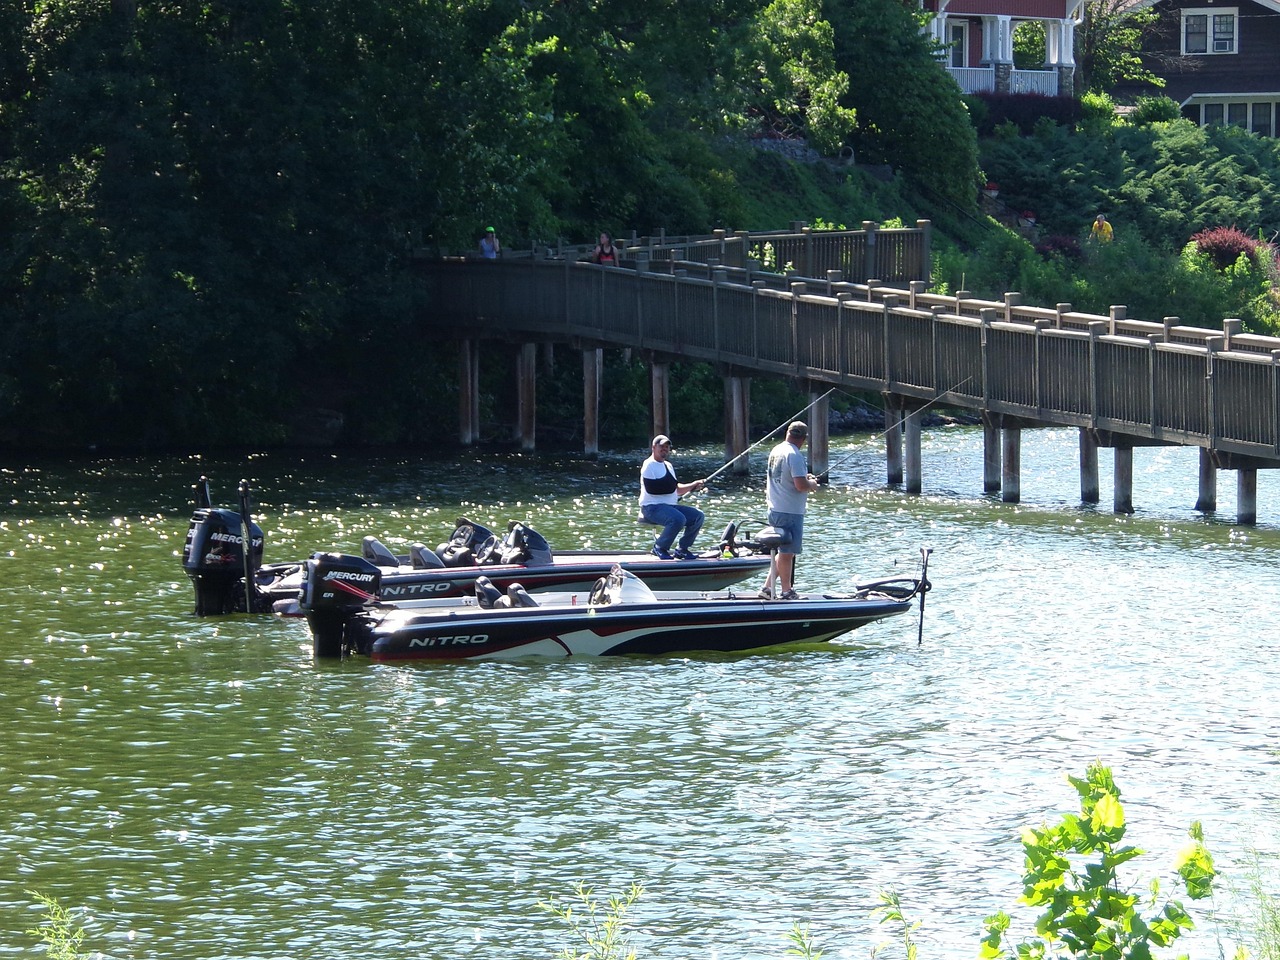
[1122,0,1280,12]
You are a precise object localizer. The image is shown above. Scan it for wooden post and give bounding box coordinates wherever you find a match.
[723,375,751,476]
[809,388,830,478]
[982,413,1001,493]
[1079,428,1099,504]
[1001,423,1021,503]
[458,340,480,446]
[651,361,670,442]
[1113,444,1134,514]
[884,396,903,485]
[1194,448,1217,513]
[517,342,537,451]
[1237,468,1257,525]
[904,407,922,494]
[582,347,602,456]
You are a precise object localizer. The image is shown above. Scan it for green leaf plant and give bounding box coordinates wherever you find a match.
[26,892,86,960]
[980,761,1222,960]
[540,881,644,960]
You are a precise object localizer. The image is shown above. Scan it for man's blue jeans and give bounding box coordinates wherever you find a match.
[640,503,704,552]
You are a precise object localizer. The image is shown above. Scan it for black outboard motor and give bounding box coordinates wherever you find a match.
[183,506,265,615]
[300,553,382,658]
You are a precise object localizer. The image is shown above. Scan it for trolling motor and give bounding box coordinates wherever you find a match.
[182,476,267,615]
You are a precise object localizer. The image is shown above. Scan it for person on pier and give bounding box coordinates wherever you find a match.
[590,232,620,265]
[759,421,819,600]
[638,435,706,560]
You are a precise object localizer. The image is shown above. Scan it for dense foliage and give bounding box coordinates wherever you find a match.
[951,115,1280,334]
[5,0,1277,452]
[0,0,974,451]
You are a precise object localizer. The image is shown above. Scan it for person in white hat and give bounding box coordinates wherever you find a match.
[638,435,706,560]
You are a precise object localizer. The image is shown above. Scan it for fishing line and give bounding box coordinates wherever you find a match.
[696,386,838,490]
[819,376,976,480]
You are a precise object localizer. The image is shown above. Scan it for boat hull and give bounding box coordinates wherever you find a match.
[357,595,912,661]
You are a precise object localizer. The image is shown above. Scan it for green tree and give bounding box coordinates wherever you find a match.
[825,0,979,212]
[1076,0,1163,93]
[745,0,856,154]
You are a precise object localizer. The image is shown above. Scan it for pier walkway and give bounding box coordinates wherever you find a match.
[416,224,1280,524]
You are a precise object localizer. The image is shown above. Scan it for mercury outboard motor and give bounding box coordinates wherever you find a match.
[182,478,266,615]
[300,552,382,658]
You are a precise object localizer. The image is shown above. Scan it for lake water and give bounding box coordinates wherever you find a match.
[2,427,1279,960]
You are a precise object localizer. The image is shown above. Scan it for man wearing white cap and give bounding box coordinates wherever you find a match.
[638,435,706,560]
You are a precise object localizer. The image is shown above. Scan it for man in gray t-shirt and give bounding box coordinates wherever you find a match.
[760,421,819,600]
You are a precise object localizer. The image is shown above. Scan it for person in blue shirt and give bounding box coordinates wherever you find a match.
[638,435,706,560]
[479,226,501,259]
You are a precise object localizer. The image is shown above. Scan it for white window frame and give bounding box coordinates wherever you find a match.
[1195,99,1280,137]
[1181,7,1238,55]
[948,21,970,68]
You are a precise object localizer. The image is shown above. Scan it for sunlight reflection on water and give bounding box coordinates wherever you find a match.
[1,430,1278,960]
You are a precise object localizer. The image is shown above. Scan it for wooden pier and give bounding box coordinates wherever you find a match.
[417,224,1280,524]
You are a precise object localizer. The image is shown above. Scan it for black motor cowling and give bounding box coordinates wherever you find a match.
[182,507,266,615]
[300,553,382,658]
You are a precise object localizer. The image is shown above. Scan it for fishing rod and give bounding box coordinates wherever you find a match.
[818,376,976,481]
[697,386,839,489]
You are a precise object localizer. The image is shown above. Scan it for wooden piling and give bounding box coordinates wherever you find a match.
[1113,444,1134,514]
[1079,428,1099,504]
[1238,468,1258,525]
[458,339,479,446]
[1195,448,1217,513]
[583,347,602,456]
[1001,423,1021,503]
[517,342,537,451]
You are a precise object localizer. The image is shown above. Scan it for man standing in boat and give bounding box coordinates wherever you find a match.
[760,421,820,600]
[639,435,706,560]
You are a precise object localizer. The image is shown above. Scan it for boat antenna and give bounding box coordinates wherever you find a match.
[699,386,838,489]
[818,376,975,482]
[238,479,255,614]
[916,547,933,647]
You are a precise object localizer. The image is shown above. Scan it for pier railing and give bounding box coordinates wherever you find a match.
[489,221,933,286]
[417,255,1280,465]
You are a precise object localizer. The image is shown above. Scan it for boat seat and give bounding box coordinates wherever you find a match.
[410,543,444,569]
[474,576,503,609]
[362,536,401,568]
[505,583,538,608]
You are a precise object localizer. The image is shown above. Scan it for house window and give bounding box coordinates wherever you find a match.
[949,22,969,68]
[1253,103,1273,138]
[1195,100,1278,137]
[1181,8,1237,55]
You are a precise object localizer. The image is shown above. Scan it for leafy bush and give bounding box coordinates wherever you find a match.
[1191,225,1268,270]
[1035,234,1083,262]
[960,94,989,133]
[980,762,1219,960]
[1078,90,1118,135]
[970,93,1082,136]
[1129,95,1181,126]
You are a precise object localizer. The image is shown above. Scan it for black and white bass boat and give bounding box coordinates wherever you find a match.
[300,553,933,661]
[181,478,771,616]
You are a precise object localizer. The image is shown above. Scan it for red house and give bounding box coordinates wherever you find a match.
[918,0,1084,96]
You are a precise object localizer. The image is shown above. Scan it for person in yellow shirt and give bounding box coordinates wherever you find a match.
[1091,214,1113,243]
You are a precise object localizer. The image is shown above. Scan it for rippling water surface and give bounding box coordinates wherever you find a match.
[2,429,1279,959]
